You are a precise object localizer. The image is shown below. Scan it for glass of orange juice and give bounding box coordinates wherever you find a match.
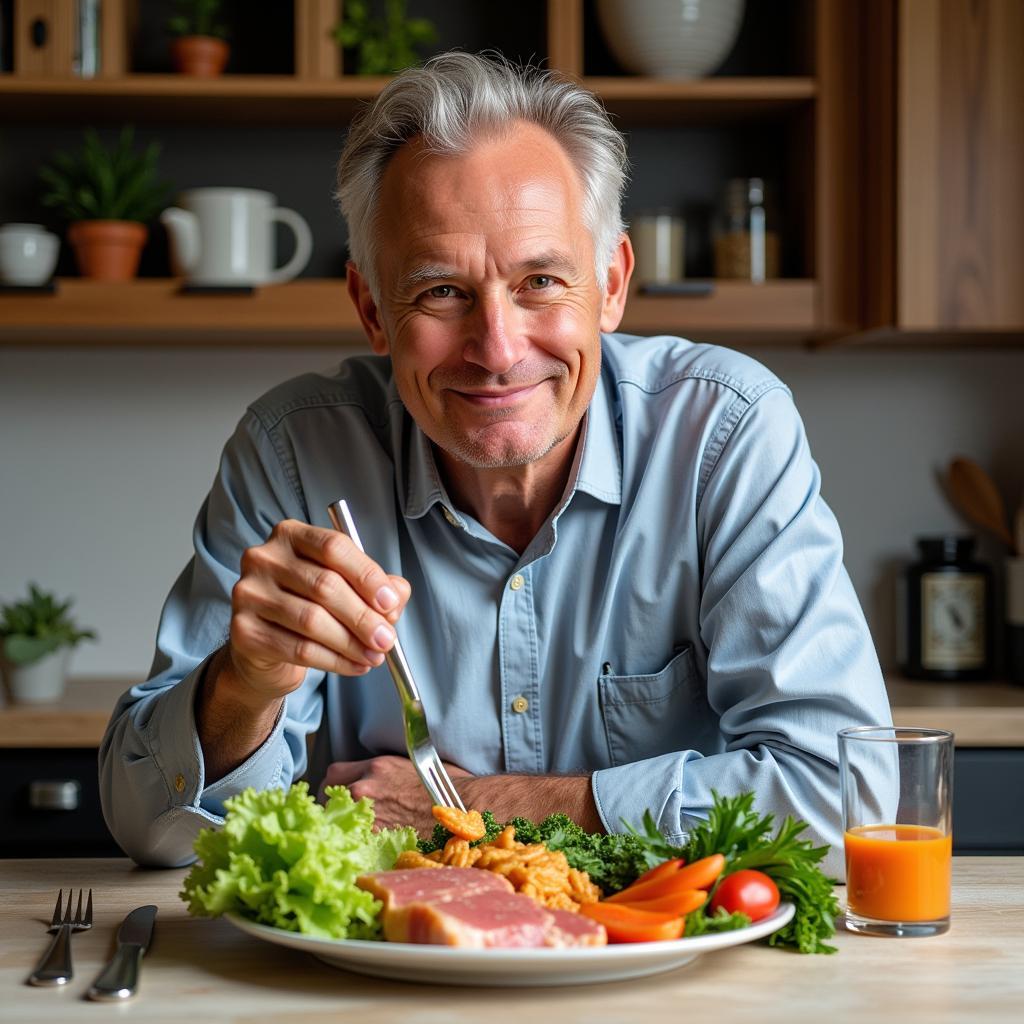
[838,725,954,937]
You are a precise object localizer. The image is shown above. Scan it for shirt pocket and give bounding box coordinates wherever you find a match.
[598,645,698,767]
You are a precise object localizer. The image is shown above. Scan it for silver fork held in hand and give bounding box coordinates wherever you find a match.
[327,499,465,811]
[28,888,93,987]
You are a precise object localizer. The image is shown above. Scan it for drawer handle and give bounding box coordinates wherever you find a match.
[30,17,48,49]
[29,780,81,811]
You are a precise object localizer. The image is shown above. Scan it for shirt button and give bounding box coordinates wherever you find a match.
[511,695,529,713]
[442,506,458,526]
[174,774,186,793]
[509,573,524,591]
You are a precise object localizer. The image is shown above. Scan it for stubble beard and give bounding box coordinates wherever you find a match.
[438,412,575,470]
[430,361,575,470]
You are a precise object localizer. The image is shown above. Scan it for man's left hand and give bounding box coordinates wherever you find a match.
[321,755,473,833]
[321,756,603,835]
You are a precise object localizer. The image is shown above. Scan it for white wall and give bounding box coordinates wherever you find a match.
[1,343,1021,679]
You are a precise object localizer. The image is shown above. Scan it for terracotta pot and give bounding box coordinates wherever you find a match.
[67,220,148,281]
[171,36,230,77]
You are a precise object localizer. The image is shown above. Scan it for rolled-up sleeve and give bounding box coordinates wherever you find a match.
[592,386,891,878]
[99,412,325,867]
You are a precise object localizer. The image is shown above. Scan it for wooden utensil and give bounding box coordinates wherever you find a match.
[947,457,1015,550]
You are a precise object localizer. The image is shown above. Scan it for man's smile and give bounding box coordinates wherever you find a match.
[447,383,543,409]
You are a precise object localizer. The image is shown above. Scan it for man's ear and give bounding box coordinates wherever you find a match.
[347,261,390,354]
[599,233,634,333]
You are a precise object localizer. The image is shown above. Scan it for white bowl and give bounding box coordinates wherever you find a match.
[596,0,746,79]
[0,223,60,285]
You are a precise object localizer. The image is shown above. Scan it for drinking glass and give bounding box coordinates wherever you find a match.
[838,725,954,937]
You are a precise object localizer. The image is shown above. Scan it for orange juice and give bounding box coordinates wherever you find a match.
[844,824,952,921]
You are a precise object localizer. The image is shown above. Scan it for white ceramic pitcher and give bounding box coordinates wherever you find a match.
[161,187,313,286]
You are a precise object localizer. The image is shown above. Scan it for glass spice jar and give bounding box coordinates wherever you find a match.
[712,177,780,282]
[899,535,994,681]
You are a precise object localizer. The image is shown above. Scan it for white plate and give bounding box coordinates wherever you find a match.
[225,902,794,987]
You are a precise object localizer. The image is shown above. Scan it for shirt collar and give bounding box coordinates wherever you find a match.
[397,357,623,519]
[573,359,623,505]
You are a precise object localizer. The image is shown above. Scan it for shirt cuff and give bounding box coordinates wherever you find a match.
[146,654,288,820]
[592,751,698,846]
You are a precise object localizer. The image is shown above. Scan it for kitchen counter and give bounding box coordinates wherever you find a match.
[0,857,1020,1023]
[2,675,1023,748]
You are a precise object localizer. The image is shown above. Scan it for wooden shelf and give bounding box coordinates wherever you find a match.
[887,676,1024,747]
[0,73,817,124]
[0,677,129,748]
[0,278,821,347]
[585,76,816,121]
[6,673,1021,750]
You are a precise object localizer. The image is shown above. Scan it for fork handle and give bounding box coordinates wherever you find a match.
[27,923,73,986]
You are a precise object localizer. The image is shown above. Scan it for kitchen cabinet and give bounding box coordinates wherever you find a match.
[861,0,1024,335]
[0,0,863,347]
[0,747,120,857]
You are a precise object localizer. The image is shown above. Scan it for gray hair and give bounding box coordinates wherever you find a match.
[335,51,629,301]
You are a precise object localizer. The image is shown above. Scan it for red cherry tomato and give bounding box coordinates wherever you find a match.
[708,869,780,922]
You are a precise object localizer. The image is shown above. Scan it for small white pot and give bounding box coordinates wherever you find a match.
[0,223,60,285]
[2,648,71,705]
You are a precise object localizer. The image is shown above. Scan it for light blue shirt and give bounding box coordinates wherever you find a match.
[99,333,891,875]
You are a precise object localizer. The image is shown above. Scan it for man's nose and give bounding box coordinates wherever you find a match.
[462,292,528,374]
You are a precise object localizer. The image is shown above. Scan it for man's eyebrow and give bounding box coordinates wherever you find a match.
[516,250,578,274]
[399,264,459,290]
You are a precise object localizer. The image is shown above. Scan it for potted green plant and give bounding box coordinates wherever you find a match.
[38,126,171,282]
[333,0,437,75]
[0,584,96,705]
[167,0,230,77]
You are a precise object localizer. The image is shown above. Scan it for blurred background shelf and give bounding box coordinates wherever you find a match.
[0,278,824,347]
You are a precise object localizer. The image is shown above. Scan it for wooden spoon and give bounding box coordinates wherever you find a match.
[947,457,1014,551]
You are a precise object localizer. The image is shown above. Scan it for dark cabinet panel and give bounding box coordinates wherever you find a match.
[0,748,121,857]
[953,749,1024,854]
[1,745,1019,857]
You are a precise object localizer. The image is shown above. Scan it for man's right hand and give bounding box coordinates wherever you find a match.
[227,518,412,700]
[197,520,411,784]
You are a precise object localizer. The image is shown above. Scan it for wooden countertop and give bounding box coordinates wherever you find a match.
[0,857,1019,1022]
[2,675,1023,748]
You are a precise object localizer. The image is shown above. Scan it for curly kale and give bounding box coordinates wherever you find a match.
[418,810,652,894]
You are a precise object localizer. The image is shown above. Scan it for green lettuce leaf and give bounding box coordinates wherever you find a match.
[180,782,416,939]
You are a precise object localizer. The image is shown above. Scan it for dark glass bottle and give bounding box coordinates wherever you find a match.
[900,536,994,681]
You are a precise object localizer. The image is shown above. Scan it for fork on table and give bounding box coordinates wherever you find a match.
[327,499,466,812]
[27,888,93,987]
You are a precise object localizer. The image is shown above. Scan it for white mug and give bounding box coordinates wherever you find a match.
[161,187,313,287]
[0,223,60,285]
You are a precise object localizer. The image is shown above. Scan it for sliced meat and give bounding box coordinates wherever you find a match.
[358,867,511,911]
[357,867,608,948]
[545,908,608,947]
[394,890,555,947]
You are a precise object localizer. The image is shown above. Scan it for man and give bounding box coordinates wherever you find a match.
[100,53,890,875]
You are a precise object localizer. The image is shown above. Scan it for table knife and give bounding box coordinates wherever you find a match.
[86,904,157,1001]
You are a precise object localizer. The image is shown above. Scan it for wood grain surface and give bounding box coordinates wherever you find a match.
[5,675,1023,749]
[0,857,1019,1023]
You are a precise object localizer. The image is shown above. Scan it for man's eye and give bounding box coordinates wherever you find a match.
[426,285,458,299]
[527,275,555,290]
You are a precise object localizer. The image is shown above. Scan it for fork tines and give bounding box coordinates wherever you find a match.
[50,888,93,930]
[426,758,466,812]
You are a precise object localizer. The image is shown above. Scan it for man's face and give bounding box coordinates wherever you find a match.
[361,123,626,473]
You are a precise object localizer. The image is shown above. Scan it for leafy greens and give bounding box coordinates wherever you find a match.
[180,782,416,939]
[679,791,841,954]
